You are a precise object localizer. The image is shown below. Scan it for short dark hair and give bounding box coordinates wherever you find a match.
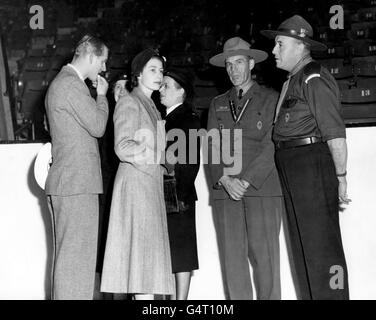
[74,34,107,58]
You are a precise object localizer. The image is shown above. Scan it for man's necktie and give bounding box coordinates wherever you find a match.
[238,89,243,100]
[274,77,290,123]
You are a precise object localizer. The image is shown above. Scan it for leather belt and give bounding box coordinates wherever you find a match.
[275,137,322,149]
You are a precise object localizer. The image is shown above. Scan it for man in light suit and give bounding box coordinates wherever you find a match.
[207,37,284,300]
[45,34,109,300]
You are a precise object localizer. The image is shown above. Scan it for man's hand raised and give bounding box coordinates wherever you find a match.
[96,75,109,96]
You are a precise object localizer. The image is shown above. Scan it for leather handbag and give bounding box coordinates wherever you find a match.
[163,175,179,214]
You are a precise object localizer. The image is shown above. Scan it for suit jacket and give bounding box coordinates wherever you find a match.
[207,82,282,199]
[45,65,109,196]
[165,103,201,204]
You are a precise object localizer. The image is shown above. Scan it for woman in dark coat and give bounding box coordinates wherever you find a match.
[159,68,201,300]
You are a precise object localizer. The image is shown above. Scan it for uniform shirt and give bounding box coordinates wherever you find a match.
[207,82,282,198]
[273,58,346,142]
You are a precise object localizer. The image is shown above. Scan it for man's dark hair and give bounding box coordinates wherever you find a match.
[74,34,107,58]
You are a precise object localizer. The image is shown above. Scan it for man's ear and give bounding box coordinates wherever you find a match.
[249,58,255,71]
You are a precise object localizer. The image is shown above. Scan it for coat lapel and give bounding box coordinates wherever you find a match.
[132,87,161,130]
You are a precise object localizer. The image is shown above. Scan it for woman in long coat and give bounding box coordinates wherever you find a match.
[101,49,174,299]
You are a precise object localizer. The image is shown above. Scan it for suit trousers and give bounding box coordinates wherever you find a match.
[213,196,282,300]
[275,142,349,300]
[47,194,99,300]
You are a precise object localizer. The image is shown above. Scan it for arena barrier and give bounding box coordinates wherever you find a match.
[1,126,376,299]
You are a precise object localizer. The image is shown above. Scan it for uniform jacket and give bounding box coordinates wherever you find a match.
[45,65,109,196]
[165,103,201,204]
[207,82,282,199]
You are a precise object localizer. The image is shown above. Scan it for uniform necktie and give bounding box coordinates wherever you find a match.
[274,77,290,123]
[238,89,243,100]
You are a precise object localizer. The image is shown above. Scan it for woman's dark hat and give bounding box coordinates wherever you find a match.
[261,15,327,51]
[131,48,165,77]
[165,68,194,100]
[110,72,128,91]
[209,37,268,67]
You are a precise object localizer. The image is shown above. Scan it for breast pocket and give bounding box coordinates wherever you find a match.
[279,94,311,126]
[242,114,268,142]
[282,95,300,109]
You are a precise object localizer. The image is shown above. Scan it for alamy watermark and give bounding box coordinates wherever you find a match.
[29,4,345,31]
[29,5,44,30]
[131,121,243,176]
[329,265,345,290]
[329,5,344,30]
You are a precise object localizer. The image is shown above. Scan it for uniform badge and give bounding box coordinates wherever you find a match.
[216,105,229,112]
[257,121,262,130]
[229,100,237,121]
[285,113,290,122]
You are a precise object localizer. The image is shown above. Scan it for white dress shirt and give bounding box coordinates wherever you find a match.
[166,103,183,116]
[67,63,85,82]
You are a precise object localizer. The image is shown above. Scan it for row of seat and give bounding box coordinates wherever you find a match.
[3,0,376,134]
[337,77,376,103]
[318,56,376,78]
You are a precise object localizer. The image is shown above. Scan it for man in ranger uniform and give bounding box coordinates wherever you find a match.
[261,15,350,299]
[207,37,284,300]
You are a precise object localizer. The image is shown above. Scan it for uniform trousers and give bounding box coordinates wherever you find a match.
[213,196,282,300]
[275,142,349,300]
[47,194,99,300]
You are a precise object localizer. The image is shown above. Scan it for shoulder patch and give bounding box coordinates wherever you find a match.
[305,73,321,83]
[212,90,230,107]
[214,90,230,101]
[303,61,321,76]
[303,61,322,84]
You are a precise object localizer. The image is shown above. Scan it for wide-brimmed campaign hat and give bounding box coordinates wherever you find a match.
[209,37,268,67]
[261,15,327,51]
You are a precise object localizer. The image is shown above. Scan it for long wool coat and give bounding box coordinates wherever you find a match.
[101,87,174,295]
